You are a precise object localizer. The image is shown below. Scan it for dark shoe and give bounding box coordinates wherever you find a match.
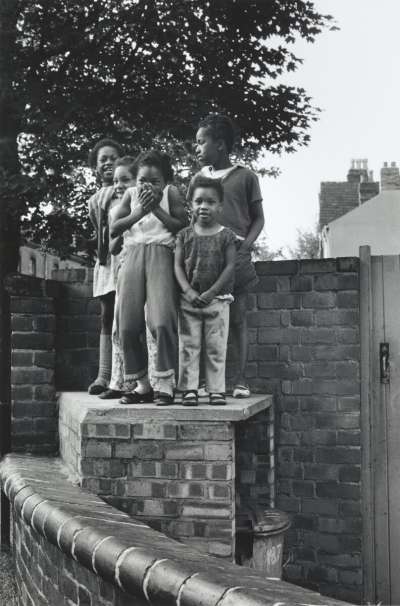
[181,390,198,407]
[119,389,154,405]
[155,392,174,406]
[209,393,226,406]
[98,389,123,400]
[88,381,107,395]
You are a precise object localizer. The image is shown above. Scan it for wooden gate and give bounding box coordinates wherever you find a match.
[360,246,400,605]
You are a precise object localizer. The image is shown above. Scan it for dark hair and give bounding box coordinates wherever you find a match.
[134,149,174,183]
[188,174,224,202]
[114,155,136,178]
[198,114,236,153]
[88,138,124,169]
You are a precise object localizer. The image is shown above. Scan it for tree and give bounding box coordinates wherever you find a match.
[252,232,284,262]
[0,0,335,260]
[288,225,321,259]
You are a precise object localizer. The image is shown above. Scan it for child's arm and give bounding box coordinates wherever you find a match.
[240,200,264,251]
[152,185,188,234]
[198,241,236,307]
[109,235,123,256]
[174,235,201,306]
[110,189,150,237]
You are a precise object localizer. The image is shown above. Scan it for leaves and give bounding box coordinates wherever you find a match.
[2,0,334,257]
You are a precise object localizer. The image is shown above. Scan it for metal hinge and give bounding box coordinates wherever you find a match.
[380,342,390,384]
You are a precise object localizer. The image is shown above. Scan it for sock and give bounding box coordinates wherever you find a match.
[158,376,173,397]
[98,333,112,384]
[135,374,151,394]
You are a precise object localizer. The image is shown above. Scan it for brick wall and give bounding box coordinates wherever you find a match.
[5,274,59,454]
[243,258,361,603]
[59,396,238,560]
[4,259,362,603]
[54,268,100,390]
[1,454,348,606]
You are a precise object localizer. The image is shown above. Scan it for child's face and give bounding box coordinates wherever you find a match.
[136,164,165,199]
[195,127,221,167]
[192,186,222,226]
[113,166,135,198]
[96,146,120,184]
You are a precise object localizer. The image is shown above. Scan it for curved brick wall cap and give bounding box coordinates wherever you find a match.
[0,455,349,606]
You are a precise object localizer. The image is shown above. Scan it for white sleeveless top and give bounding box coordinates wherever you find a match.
[124,184,174,248]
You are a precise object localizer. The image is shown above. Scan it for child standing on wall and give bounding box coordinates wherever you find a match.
[87,138,123,395]
[195,115,265,398]
[175,175,236,406]
[111,150,187,406]
[99,156,137,399]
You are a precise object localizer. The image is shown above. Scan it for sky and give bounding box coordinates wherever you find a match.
[260,0,400,254]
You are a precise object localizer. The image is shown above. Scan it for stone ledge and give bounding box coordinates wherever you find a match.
[58,391,273,422]
[0,454,348,606]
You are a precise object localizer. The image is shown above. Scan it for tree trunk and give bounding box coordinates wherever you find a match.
[0,0,20,546]
[0,0,20,458]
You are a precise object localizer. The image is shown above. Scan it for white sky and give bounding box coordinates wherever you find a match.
[260,0,400,253]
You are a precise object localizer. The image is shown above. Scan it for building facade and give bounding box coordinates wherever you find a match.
[19,241,87,279]
[320,160,400,257]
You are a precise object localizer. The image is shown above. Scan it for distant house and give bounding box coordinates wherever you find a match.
[319,159,400,257]
[19,241,87,279]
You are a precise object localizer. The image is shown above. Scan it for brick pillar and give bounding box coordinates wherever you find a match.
[5,274,59,454]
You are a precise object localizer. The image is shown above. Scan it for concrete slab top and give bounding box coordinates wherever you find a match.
[59,391,273,422]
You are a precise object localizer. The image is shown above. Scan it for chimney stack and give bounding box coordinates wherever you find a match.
[380,161,400,190]
[347,158,370,184]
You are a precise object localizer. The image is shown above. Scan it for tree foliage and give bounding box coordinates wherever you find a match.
[288,225,321,259]
[252,232,284,262]
[2,0,334,259]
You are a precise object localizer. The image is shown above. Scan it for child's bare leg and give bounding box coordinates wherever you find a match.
[88,292,115,394]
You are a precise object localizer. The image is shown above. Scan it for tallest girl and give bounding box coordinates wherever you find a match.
[87,138,123,395]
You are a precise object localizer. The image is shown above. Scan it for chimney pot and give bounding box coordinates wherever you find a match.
[391,161,397,167]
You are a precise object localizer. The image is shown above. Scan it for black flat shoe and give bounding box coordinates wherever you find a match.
[88,382,107,395]
[155,392,174,406]
[119,389,154,405]
[98,389,123,400]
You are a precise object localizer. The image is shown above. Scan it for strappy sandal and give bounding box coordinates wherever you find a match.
[209,393,226,406]
[181,390,198,407]
[119,389,154,405]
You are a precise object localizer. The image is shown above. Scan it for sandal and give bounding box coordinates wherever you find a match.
[119,389,154,405]
[181,390,198,407]
[155,392,174,407]
[209,393,226,406]
[232,384,251,398]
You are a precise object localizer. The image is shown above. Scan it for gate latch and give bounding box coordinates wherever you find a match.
[380,342,390,384]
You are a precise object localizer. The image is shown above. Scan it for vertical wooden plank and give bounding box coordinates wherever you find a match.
[359,246,375,604]
[371,255,391,605]
[381,255,400,605]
